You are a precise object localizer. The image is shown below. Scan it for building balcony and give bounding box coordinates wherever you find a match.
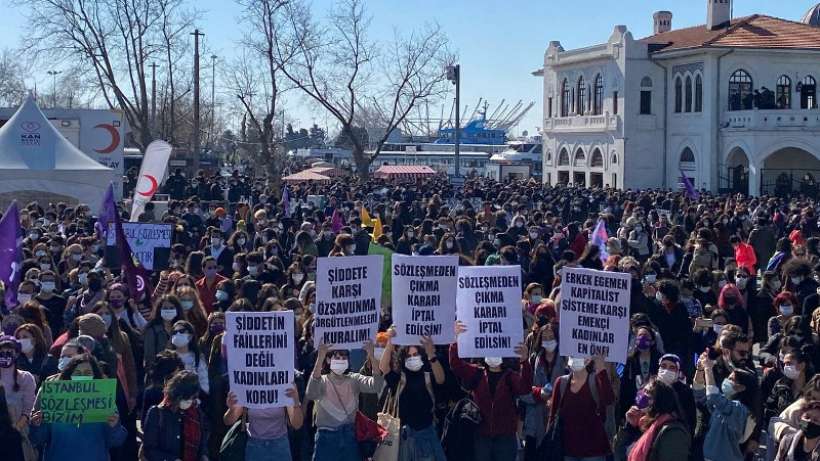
[723,109,820,131]
[543,113,619,133]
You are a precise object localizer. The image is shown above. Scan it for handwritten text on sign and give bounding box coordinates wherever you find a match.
[559,267,630,363]
[106,222,172,270]
[315,255,383,350]
[40,378,117,424]
[456,265,523,358]
[226,311,295,408]
[391,254,458,345]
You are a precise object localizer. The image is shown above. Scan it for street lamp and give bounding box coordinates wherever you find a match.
[446,64,461,182]
[46,70,62,108]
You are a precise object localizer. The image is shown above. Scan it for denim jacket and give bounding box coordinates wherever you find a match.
[694,385,750,461]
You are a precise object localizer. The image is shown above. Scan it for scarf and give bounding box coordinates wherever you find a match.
[181,405,202,461]
[628,413,674,461]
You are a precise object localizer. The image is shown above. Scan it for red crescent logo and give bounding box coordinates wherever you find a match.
[94,123,120,154]
[137,175,158,197]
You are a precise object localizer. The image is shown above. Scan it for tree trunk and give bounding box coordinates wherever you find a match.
[353,146,369,181]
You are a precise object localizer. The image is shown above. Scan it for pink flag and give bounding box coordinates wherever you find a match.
[331,208,344,233]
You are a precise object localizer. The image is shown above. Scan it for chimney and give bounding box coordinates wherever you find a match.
[653,11,673,34]
[707,0,732,30]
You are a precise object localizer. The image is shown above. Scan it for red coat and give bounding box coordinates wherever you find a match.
[195,274,227,314]
[449,343,533,437]
[734,242,757,274]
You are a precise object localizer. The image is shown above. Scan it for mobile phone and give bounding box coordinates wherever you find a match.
[695,318,713,328]
[707,346,721,361]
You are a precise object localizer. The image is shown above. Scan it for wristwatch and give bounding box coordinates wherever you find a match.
[429,356,438,363]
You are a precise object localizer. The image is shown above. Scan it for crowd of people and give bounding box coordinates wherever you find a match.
[1,171,820,461]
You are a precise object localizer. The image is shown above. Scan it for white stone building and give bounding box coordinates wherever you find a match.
[536,1,820,196]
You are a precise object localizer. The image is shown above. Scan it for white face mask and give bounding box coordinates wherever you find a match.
[58,356,72,371]
[19,338,34,354]
[530,232,539,239]
[657,368,677,385]
[344,245,355,256]
[373,347,385,361]
[405,355,424,372]
[180,300,194,311]
[655,291,664,302]
[736,278,748,289]
[568,357,587,371]
[446,241,454,249]
[232,262,240,272]
[699,286,711,293]
[161,309,177,321]
[292,273,304,284]
[713,324,724,334]
[484,357,503,368]
[17,293,32,305]
[178,399,194,410]
[783,365,800,380]
[78,273,88,285]
[779,304,794,316]
[171,333,190,348]
[330,358,348,375]
[248,266,259,276]
[542,340,558,352]
[237,239,246,246]
[791,276,803,286]
[211,237,222,247]
[216,290,229,302]
[41,281,55,293]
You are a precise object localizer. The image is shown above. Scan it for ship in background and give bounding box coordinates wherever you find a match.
[292,99,542,180]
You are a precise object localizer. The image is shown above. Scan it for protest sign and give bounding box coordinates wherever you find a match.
[456,265,523,358]
[106,222,172,270]
[315,255,383,350]
[40,378,117,424]
[391,254,458,345]
[225,311,295,408]
[368,243,394,306]
[558,267,631,363]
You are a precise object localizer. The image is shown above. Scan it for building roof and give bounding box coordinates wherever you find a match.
[281,170,332,183]
[373,165,437,179]
[640,15,820,54]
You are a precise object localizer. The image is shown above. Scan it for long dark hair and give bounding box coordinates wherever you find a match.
[0,386,15,432]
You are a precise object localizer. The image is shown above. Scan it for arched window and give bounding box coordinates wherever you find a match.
[695,74,703,112]
[590,149,603,167]
[640,77,652,115]
[561,79,570,117]
[558,148,570,166]
[679,147,695,170]
[576,76,586,115]
[777,75,791,109]
[674,76,682,113]
[593,74,604,115]
[573,149,586,167]
[801,75,817,109]
[685,75,693,112]
[728,69,753,111]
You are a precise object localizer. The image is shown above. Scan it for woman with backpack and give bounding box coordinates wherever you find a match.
[379,328,446,461]
[449,321,532,461]
[547,355,615,461]
[623,379,690,461]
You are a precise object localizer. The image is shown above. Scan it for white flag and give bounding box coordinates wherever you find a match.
[130,140,173,221]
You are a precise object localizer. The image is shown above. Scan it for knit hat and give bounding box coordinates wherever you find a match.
[214,207,226,217]
[78,313,107,339]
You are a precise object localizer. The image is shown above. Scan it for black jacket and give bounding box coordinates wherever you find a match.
[142,405,210,461]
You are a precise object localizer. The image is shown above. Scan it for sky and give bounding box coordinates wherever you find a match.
[1,0,817,138]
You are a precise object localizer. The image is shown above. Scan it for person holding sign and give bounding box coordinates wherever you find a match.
[29,354,126,461]
[223,386,304,461]
[449,321,532,461]
[378,328,447,461]
[306,341,384,461]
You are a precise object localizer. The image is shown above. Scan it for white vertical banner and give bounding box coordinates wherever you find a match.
[225,311,295,409]
[130,140,172,221]
[558,267,631,363]
[456,265,523,358]
[391,254,458,345]
[315,255,383,350]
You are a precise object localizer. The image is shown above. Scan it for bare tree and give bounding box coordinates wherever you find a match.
[17,0,197,149]
[0,49,27,107]
[275,0,452,179]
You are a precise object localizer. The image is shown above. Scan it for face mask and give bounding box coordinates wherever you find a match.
[71,254,82,262]
[209,323,225,335]
[178,399,193,410]
[529,232,539,240]
[736,278,748,290]
[330,358,348,375]
[783,365,800,380]
[446,241,454,249]
[308,302,316,313]
[19,338,34,354]
[779,304,794,316]
[515,221,524,228]
[232,262,240,272]
[568,357,586,371]
[211,238,222,247]
[237,239,246,246]
[713,324,724,334]
[292,273,304,284]
[718,280,727,289]
[171,333,190,348]
[493,239,502,248]
[373,347,385,361]
[216,290,229,302]
[636,335,652,351]
[40,281,56,293]
[407,231,415,239]
[542,340,557,352]
[721,379,736,399]
[248,265,260,276]
[531,295,543,304]
[772,281,782,291]
[181,300,194,311]
[699,286,711,293]
[109,298,125,309]
[35,250,46,257]
[405,356,424,372]
[100,314,112,329]
[484,357,503,368]
[791,276,803,285]
[799,418,820,439]
[161,309,177,321]
[344,245,355,256]
[31,233,41,241]
[58,356,72,371]
[17,293,32,305]
[40,263,51,271]
[634,390,651,409]
[70,375,93,381]
[78,273,88,285]
[657,368,678,385]
[644,274,657,284]
[205,268,218,278]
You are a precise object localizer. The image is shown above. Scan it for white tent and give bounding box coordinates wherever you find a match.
[0,95,113,209]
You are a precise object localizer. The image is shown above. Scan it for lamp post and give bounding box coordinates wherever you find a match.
[446,64,461,181]
[46,70,62,108]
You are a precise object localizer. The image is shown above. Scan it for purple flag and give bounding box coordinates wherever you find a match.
[331,208,344,233]
[591,218,609,262]
[103,185,153,301]
[282,185,291,218]
[96,183,117,238]
[0,203,22,308]
[680,169,700,200]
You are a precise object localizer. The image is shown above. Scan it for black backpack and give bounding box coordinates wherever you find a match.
[441,370,484,461]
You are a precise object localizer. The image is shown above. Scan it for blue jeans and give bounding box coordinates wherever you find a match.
[313,424,359,461]
[246,435,292,461]
[398,424,446,461]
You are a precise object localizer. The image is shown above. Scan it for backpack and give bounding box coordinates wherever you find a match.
[557,372,600,413]
[441,369,484,461]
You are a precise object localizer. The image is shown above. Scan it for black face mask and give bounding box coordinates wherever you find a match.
[800,418,820,439]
